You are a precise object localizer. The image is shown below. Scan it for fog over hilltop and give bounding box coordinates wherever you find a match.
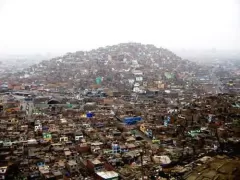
[0,0,239,55]
[173,49,240,64]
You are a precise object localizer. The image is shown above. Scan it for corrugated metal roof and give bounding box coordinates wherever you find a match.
[96,171,118,179]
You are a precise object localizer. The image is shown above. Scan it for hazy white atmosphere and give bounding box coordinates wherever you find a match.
[1,1,240,179]
[0,0,240,55]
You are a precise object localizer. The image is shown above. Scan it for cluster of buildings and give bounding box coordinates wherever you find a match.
[1,43,199,94]
[0,43,239,179]
[0,85,239,179]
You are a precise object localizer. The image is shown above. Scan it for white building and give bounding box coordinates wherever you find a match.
[96,171,119,180]
[66,160,78,173]
[136,76,143,81]
[132,70,143,76]
[0,166,7,180]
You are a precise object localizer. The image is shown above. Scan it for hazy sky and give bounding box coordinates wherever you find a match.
[0,0,239,55]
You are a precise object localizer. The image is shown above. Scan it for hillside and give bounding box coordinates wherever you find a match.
[8,43,199,91]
